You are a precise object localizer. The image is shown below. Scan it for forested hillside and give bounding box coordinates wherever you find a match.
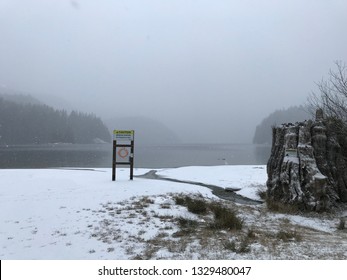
[253,106,311,144]
[105,116,181,146]
[0,98,111,145]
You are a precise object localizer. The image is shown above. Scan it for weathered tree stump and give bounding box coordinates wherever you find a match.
[267,111,347,211]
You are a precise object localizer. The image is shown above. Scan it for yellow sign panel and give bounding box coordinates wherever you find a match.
[113,130,134,141]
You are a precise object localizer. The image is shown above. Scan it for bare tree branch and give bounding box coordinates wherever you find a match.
[308,61,347,122]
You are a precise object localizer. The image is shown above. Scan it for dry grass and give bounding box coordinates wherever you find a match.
[209,203,243,230]
[86,193,347,260]
[174,195,208,214]
[173,194,244,230]
[337,218,346,230]
[265,198,301,214]
[256,189,267,200]
[276,230,302,242]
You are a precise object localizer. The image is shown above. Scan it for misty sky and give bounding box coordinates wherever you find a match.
[1,0,347,143]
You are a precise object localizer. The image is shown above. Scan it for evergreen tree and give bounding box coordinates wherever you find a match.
[253,106,310,144]
[0,98,111,145]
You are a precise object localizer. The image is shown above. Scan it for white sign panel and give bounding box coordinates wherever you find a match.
[113,130,134,141]
[116,146,131,162]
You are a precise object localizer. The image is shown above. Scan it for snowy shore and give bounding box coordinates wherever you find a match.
[1,166,346,260]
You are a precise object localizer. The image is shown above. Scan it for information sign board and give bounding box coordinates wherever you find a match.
[113,130,134,141]
[112,130,135,181]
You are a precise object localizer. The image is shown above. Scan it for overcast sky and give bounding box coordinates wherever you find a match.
[1,0,347,143]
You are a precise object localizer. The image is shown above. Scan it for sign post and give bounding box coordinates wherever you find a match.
[112,130,134,181]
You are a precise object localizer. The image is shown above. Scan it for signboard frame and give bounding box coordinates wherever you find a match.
[112,130,135,181]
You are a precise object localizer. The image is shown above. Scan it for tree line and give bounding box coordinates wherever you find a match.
[253,106,310,144]
[0,98,111,145]
[254,61,347,145]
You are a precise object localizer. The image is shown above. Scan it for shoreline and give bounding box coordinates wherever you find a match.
[136,170,263,205]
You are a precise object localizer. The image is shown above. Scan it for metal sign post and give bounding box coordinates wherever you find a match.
[112,130,134,181]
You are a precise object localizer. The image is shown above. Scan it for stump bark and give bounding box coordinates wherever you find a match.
[266,112,347,211]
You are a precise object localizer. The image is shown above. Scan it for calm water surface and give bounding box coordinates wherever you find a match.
[0,143,271,169]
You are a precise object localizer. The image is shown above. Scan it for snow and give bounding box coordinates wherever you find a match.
[283,156,300,164]
[0,166,346,260]
[0,167,217,259]
[158,165,266,200]
[314,172,327,180]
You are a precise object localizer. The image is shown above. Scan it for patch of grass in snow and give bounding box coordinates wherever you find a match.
[160,204,171,209]
[173,194,208,215]
[142,232,192,259]
[174,196,186,206]
[222,229,258,254]
[276,230,302,242]
[256,189,267,200]
[172,217,199,237]
[337,218,346,230]
[266,198,301,214]
[246,228,257,239]
[130,196,155,210]
[84,193,347,259]
[174,194,243,230]
[209,203,243,230]
[223,237,251,254]
[222,240,237,251]
[186,198,208,215]
[177,216,199,228]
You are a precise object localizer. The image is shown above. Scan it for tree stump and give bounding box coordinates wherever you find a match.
[266,113,347,211]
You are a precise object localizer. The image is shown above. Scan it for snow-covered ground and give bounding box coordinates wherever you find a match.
[158,165,266,200]
[0,166,346,260]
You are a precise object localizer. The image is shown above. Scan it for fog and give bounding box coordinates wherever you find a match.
[1,0,347,143]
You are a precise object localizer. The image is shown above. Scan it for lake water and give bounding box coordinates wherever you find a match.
[0,143,271,169]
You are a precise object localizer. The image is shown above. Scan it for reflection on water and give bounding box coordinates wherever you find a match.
[0,144,110,169]
[0,143,271,169]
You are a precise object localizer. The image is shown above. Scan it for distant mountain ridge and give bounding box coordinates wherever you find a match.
[105,116,181,146]
[253,106,311,144]
[0,93,111,145]
[0,87,72,111]
[1,88,180,146]
[0,90,41,105]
